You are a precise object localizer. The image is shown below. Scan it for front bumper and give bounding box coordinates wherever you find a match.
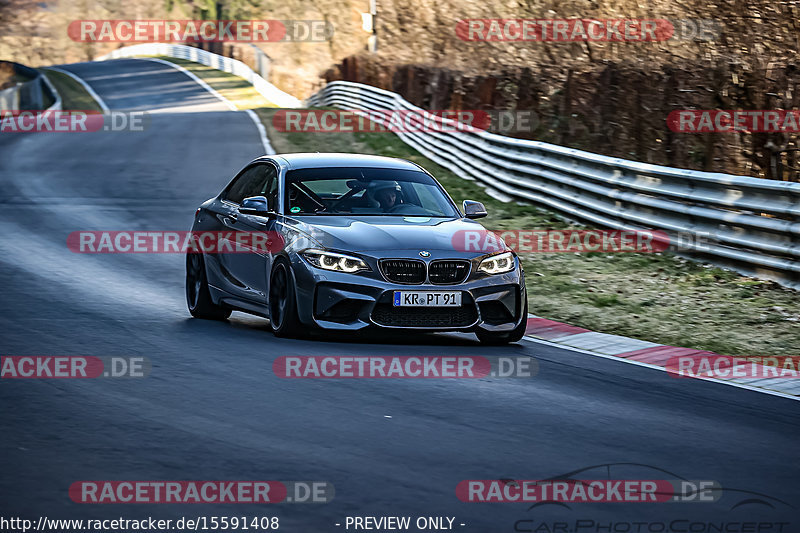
[289,252,525,332]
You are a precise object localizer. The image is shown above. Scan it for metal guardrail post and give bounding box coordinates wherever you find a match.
[0,61,61,111]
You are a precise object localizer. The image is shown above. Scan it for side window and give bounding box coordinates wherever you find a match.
[260,165,279,211]
[224,165,267,204]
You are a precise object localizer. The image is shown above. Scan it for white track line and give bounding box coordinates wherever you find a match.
[39,72,63,111]
[521,335,800,402]
[136,58,273,155]
[245,109,275,155]
[45,66,110,114]
[138,57,236,111]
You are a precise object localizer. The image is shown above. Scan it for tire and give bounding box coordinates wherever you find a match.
[476,288,528,345]
[269,259,303,338]
[186,252,231,320]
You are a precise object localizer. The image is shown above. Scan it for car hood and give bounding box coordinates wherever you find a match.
[284,215,501,253]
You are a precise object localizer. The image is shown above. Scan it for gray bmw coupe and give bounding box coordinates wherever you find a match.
[186,153,527,344]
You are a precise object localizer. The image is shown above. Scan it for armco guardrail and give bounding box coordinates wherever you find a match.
[0,61,61,111]
[307,81,800,287]
[97,43,300,108]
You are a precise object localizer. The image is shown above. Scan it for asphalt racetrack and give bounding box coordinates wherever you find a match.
[1,58,798,531]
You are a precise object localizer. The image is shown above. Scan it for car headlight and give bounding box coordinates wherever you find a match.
[478,251,515,275]
[301,249,370,273]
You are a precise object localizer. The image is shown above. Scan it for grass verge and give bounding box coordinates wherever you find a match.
[256,108,799,357]
[40,68,103,111]
[152,57,276,110]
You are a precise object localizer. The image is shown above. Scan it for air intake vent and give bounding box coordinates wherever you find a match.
[371,305,478,328]
[428,260,470,284]
[379,259,426,284]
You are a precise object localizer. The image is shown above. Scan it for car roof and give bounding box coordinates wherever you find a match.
[261,153,423,171]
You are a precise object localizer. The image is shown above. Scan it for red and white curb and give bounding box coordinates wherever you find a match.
[523,314,800,400]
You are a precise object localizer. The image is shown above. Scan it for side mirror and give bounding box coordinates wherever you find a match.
[239,196,271,216]
[463,200,488,219]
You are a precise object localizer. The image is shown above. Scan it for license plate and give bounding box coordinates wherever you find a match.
[393,291,462,307]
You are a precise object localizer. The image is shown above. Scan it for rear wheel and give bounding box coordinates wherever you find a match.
[269,260,303,338]
[186,253,231,320]
[476,289,528,345]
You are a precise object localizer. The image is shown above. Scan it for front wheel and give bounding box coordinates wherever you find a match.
[476,289,528,345]
[269,260,303,338]
[186,253,231,320]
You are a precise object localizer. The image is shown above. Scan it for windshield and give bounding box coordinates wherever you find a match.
[284,167,460,217]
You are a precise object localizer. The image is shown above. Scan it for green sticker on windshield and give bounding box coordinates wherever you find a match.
[291,207,301,213]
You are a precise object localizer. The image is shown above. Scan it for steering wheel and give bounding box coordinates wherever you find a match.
[329,191,358,212]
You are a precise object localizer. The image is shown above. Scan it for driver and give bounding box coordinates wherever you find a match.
[367,181,403,211]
